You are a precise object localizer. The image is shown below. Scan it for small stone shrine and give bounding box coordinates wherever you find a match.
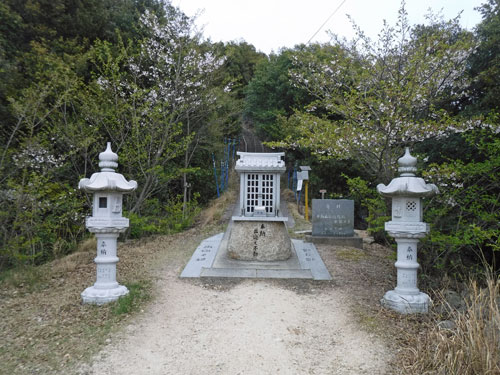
[308,199,363,249]
[79,143,137,304]
[377,148,438,314]
[228,152,291,261]
[181,151,331,280]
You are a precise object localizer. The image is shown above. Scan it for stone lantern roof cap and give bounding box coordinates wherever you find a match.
[377,148,438,198]
[79,142,138,193]
[235,152,286,172]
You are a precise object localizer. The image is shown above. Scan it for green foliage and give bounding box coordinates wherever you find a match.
[344,176,390,243]
[127,193,202,239]
[111,280,151,316]
[216,41,266,100]
[244,50,311,140]
[0,48,88,268]
[420,129,500,276]
[0,2,242,271]
[468,0,500,115]
[0,173,85,268]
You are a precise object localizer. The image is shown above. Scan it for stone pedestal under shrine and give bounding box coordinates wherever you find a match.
[227,221,291,261]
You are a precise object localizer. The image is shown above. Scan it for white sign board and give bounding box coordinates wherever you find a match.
[297,180,303,191]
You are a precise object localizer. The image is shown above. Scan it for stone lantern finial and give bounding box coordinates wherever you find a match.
[99,142,119,172]
[398,147,417,176]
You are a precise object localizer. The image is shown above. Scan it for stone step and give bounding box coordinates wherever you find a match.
[200,267,313,279]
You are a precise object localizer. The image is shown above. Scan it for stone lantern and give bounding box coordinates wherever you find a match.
[377,148,438,314]
[79,142,137,304]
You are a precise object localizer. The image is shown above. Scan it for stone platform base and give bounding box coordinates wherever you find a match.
[180,233,331,281]
[81,284,129,305]
[381,290,429,314]
[306,234,363,249]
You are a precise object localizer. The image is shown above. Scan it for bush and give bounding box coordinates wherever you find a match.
[127,193,202,239]
[344,175,390,243]
[0,174,86,270]
[420,129,500,276]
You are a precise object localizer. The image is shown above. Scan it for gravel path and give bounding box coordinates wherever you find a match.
[78,261,391,374]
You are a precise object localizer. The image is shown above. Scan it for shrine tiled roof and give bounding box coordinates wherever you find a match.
[235,152,286,172]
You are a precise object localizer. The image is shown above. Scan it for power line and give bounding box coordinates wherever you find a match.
[306,0,348,44]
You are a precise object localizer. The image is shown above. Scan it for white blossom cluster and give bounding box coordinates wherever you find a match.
[131,10,224,112]
[12,144,64,171]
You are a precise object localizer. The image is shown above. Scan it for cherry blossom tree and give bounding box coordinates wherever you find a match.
[88,6,224,213]
[274,4,482,182]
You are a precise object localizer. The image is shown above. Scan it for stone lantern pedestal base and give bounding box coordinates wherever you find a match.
[81,284,129,305]
[81,232,129,305]
[381,290,429,314]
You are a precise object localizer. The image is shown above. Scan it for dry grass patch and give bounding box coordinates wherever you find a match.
[401,274,500,374]
[336,247,368,262]
[198,172,238,227]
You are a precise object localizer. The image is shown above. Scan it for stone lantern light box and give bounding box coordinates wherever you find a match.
[79,142,137,304]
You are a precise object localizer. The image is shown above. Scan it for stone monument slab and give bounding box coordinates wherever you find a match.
[312,199,354,237]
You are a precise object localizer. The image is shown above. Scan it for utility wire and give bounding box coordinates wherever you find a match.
[306,0,348,44]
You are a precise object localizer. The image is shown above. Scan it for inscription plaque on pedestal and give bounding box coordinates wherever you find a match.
[312,199,354,237]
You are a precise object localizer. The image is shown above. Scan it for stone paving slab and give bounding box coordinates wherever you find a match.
[180,233,223,278]
[200,268,257,278]
[200,268,313,279]
[256,269,313,279]
[293,239,332,280]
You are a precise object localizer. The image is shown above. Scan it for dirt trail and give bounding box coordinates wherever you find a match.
[78,257,392,375]
[76,136,394,374]
[239,122,271,153]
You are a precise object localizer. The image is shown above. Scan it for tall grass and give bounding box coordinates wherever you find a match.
[403,274,500,374]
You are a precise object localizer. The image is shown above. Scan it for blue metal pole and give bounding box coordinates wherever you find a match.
[226,140,231,186]
[220,160,225,192]
[293,167,297,201]
[232,138,236,162]
[212,153,220,198]
[224,160,229,189]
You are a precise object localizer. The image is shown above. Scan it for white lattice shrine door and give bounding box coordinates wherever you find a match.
[261,174,274,214]
[245,173,275,216]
